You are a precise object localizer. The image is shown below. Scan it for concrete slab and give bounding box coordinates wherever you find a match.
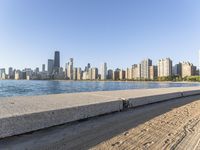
[182,90,200,97]
[87,87,200,100]
[0,93,123,139]
[87,87,200,108]
[0,86,200,139]
[127,92,182,108]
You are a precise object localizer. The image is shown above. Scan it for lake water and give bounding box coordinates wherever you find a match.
[0,80,199,97]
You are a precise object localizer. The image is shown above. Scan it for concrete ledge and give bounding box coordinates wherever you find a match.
[182,90,200,97]
[127,92,182,108]
[0,93,122,139]
[0,86,200,139]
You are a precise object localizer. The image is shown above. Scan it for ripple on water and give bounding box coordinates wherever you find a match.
[0,80,199,97]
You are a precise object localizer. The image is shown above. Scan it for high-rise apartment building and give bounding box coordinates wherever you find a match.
[88,68,92,80]
[132,64,141,80]
[92,68,98,80]
[158,58,172,77]
[119,69,125,80]
[15,70,21,80]
[149,66,158,80]
[107,69,113,80]
[140,59,152,79]
[42,64,45,72]
[67,58,74,80]
[82,71,88,80]
[8,67,14,79]
[54,51,60,73]
[100,63,107,80]
[77,68,82,80]
[172,63,182,76]
[126,68,132,80]
[85,63,91,72]
[35,67,39,73]
[73,68,77,80]
[113,68,120,80]
[0,68,6,79]
[48,59,54,75]
[181,62,195,78]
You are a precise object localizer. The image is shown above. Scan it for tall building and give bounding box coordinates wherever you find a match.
[100,63,107,80]
[73,68,77,80]
[149,66,158,80]
[82,71,88,80]
[0,68,6,79]
[8,67,14,79]
[113,68,120,80]
[77,68,82,80]
[126,68,132,80]
[107,69,113,80]
[158,58,172,77]
[42,64,45,72]
[172,63,182,76]
[132,64,141,80]
[23,68,32,80]
[48,59,54,75]
[140,59,152,79]
[85,63,91,72]
[54,51,60,73]
[119,69,126,80]
[88,68,93,80]
[15,70,21,80]
[181,62,195,78]
[67,58,74,80]
[192,66,197,75]
[35,67,39,72]
[92,68,98,80]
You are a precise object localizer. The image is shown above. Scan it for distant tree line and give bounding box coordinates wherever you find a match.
[125,76,200,82]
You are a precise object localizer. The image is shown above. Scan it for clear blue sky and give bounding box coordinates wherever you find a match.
[0,0,200,71]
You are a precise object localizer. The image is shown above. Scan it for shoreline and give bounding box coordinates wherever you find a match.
[1,79,200,84]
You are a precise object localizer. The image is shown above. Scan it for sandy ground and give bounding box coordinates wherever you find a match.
[1,95,200,150]
[92,97,200,150]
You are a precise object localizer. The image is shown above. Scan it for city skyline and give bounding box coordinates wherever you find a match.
[0,50,198,73]
[0,51,198,81]
[0,50,199,71]
[0,0,200,69]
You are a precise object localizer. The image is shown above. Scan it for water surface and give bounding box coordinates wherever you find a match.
[0,80,199,97]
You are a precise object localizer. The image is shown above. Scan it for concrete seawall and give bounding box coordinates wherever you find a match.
[0,87,200,139]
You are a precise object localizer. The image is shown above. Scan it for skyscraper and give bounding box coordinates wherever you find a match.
[149,66,158,80]
[92,68,98,80]
[84,63,91,72]
[100,63,107,80]
[48,59,54,75]
[132,64,141,80]
[126,68,132,80]
[8,67,13,79]
[158,58,172,77]
[172,63,182,76]
[181,62,195,78]
[73,68,77,80]
[140,59,152,79]
[113,68,120,80]
[42,64,45,72]
[0,68,6,79]
[67,58,74,80]
[54,51,60,73]
[119,69,126,80]
[107,69,113,80]
[77,68,82,80]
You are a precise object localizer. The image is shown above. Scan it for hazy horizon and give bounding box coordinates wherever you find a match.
[0,0,200,70]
